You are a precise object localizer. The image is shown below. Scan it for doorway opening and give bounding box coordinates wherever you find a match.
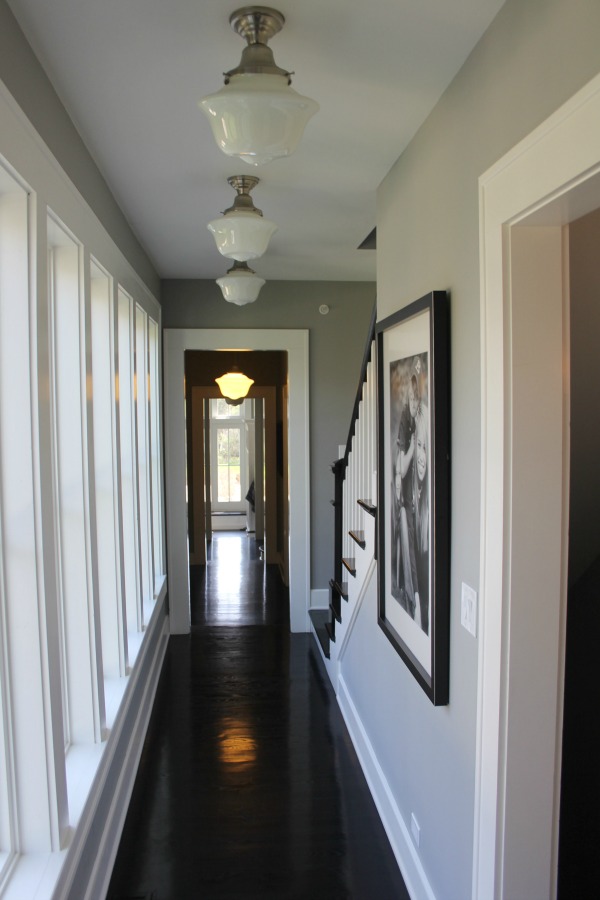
[476,74,600,898]
[184,349,287,580]
[163,328,310,635]
[557,205,600,897]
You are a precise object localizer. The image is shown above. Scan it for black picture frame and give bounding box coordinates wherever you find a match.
[376,291,450,705]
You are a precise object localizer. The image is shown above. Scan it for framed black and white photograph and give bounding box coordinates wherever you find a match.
[376,291,450,705]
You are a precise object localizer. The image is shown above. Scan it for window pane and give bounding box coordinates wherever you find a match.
[229,429,240,466]
[118,289,141,636]
[48,215,101,746]
[91,260,124,681]
[211,398,251,419]
[217,466,230,502]
[148,319,163,582]
[215,427,242,504]
[135,304,152,615]
[229,466,241,502]
[217,428,229,466]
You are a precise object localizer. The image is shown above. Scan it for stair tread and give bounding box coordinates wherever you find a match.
[330,601,342,623]
[342,557,356,577]
[330,578,349,600]
[357,498,377,517]
[349,529,366,549]
[308,608,331,658]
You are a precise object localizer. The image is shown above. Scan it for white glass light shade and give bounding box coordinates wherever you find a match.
[200,74,319,166]
[215,370,255,400]
[216,268,265,306]
[207,211,277,261]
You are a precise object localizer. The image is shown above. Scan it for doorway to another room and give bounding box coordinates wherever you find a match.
[476,74,600,899]
[185,350,287,577]
[163,328,310,635]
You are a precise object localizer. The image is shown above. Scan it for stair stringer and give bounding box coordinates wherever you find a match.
[336,555,376,668]
[327,511,376,692]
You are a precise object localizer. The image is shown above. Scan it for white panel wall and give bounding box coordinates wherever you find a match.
[0,80,166,899]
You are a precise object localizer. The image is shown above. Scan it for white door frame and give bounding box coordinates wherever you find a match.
[163,328,310,634]
[475,74,600,898]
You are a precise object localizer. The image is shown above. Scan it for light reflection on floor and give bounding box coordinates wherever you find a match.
[192,531,281,627]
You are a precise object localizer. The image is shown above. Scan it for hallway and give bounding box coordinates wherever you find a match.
[107,532,409,899]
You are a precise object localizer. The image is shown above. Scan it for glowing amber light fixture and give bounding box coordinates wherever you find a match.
[215,367,254,401]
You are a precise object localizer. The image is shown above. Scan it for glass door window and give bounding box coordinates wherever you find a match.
[216,425,241,504]
[210,400,250,511]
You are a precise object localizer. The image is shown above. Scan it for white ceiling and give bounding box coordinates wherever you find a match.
[7,0,505,281]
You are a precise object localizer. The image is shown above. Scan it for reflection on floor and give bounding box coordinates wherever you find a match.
[107,531,409,899]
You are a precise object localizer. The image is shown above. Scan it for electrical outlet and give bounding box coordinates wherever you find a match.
[411,812,420,847]
[461,582,477,637]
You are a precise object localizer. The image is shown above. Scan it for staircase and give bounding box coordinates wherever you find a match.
[310,307,377,685]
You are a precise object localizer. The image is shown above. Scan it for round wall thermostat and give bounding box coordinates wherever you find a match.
[319,304,330,315]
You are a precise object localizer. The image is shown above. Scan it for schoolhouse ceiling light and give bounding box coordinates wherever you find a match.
[215,366,255,401]
[216,259,265,305]
[199,6,319,166]
[208,175,277,261]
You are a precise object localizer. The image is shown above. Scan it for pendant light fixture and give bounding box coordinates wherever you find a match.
[199,7,319,166]
[208,175,276,261]
[216,259,265,305]
[215,366,255,402]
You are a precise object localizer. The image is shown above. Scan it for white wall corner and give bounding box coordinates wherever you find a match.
[310,588,329,610]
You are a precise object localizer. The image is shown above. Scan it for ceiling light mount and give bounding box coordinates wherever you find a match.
[223,175,263,216]
[225,7,290,82]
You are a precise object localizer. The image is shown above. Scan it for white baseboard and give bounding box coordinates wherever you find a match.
[53,595,170,900]
[337,674,436,900]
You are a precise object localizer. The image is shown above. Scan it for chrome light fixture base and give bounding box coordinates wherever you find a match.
[223,175,263,216]
[225,7,290,82]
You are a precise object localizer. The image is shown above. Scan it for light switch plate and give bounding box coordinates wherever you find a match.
[461,582,477,636]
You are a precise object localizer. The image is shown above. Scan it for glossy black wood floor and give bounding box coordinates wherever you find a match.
[108,532,409,899]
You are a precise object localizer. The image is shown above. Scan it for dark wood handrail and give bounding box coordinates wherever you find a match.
[340,302,377,469]
[330,301,376,593]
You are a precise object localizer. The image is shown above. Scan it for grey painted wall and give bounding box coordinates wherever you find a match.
[362,1,600,896]
[162,279,376,588]
[5,0,600,890]
[0,0,159,297]
[569,207,600,585]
